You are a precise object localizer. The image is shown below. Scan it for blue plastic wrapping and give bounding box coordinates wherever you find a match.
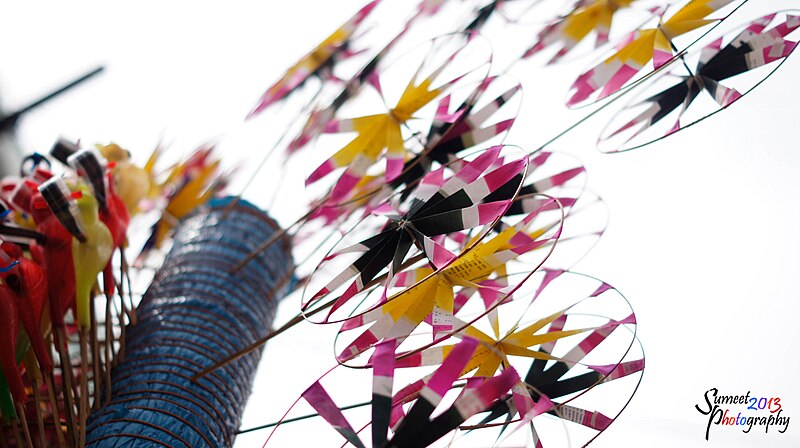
[85,197,293,447]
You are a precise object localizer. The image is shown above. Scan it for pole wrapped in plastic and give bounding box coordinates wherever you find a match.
[86,197,293,447]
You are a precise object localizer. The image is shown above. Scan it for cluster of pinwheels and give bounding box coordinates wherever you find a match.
[218,3,636,447]
[216,0,798,446]
[243,0,799,157]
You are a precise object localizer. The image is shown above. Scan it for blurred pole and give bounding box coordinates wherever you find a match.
[0,66,105,177]
[0,134,21,177]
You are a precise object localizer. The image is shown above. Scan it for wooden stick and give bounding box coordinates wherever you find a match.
[16,404,33,448]
[194,253,424,380]
[89,287,102,410]
[113,278,126,367]
[228,228,289,273]
[11,418,24,448]
[119,248,131,352]
[44,373,67,448]
[227,204,322,274]
[120,250,137,325]
[192,311,305,381]
[236,400,371,434]
[103,291,113,404]
[78,328,90,448]
[25,364,48,448]
[55,326,79,447]
[117,249,132,329]
[0,424,9,448]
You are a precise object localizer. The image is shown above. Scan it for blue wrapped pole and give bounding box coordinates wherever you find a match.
[85,197,293,447]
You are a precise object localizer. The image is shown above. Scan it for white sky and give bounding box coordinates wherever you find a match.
[1,1,799,447]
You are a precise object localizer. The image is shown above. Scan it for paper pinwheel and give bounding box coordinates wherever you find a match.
[567,0,739,107]
[302,75,522,230]
[303,146,528,325]
[525,0,639,63]
[598,11,799,152]
[247,0,381,118]
[304,34,491,202]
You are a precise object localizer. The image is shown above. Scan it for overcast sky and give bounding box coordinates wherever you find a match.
[1,1,798,447]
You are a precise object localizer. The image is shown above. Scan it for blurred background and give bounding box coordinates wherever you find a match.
[1,1,798,446]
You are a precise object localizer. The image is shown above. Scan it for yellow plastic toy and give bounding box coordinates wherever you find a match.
[150,152,220,249]
[70,183,113,328]
[97,143,151,214]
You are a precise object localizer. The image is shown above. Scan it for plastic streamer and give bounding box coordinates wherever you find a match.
[84,198,293,448]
